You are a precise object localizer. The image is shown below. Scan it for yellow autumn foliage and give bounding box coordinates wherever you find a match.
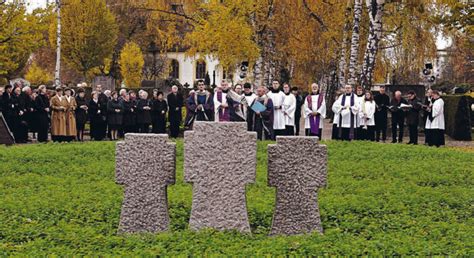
[119,42,144,88]
[25,62,52,86]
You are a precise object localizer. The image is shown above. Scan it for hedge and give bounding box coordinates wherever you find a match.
[443,95,472,141]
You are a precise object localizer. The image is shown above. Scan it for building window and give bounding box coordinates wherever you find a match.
[169,59,179,79]
[196,60,206,80]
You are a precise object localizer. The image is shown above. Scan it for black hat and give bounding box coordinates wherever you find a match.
[407,90,416,95]
[291,87,298,91]
[76,88,85,93]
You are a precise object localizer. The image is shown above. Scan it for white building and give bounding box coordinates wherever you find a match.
[164,52,245,88]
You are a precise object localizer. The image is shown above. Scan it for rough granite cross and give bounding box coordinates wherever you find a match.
[116,133,176,233]
[184,122,257,233]
[268,136,328,235]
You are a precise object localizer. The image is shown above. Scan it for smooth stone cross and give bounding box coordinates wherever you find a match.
[116,133,176,233]
[184,122,257,233]
[268,136,328,235]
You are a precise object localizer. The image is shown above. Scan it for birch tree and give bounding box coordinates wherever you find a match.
[54,0,61,87]
[347,0,363,86]
[338,0,353,87]
[360,0,385,89]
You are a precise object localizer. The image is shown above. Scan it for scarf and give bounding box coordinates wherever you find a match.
[307,93,324,135]
[338,93,355,139]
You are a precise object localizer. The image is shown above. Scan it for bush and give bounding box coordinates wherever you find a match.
[443,95,472,141]
[0,141,472,255]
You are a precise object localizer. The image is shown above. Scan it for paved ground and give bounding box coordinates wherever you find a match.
[307,119,473,148]
[19,119,473,149]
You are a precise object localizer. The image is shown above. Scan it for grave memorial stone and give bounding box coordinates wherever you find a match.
[184,122,257,233]
[268,136,328,235]
[115,133,176,233]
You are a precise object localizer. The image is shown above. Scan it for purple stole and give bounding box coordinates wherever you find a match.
[338,94,355,140]
[307,93,324,135]
[217,91,230,121]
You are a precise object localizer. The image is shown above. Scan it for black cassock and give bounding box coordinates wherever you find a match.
[122,99,137,134]
[374,93,390,141]
[75,96,88,131]
[88,99,107,140]
[152,99,168,134]
[167,93,183,138]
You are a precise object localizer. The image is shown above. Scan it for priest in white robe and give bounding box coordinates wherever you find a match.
[425,90,445,147]
[267,80,286,139]
[332,84,360,141]
[282,83,296,135]
[304,83,326,139]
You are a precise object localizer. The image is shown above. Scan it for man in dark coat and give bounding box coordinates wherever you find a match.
[96,84,109,138]
[34,85,50,142]
[151,91,168,134]
[186,80,214,128]
[167,85,183,138]
[389,90,408,143]
[252,86,274,140]
[374,85,390,142]
[405,91,421,145]
[2,85,13,128]
[292,87,303,136]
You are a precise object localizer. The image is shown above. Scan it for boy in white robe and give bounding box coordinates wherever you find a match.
[267,80,286,139]
[425,90,445,147]
[282,83,296,135]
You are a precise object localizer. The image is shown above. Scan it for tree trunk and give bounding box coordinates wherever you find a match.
[338,0,352,87]
[360,0,385,89]
[347,0,363,86]
[252,1,276,88]
[54,0,61,88]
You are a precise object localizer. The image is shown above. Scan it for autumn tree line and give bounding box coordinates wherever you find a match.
[0,0,471,92]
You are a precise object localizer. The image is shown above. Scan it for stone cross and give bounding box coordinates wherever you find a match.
[268,136,328,235]
[116,133,176,233]
[184,122,257,233]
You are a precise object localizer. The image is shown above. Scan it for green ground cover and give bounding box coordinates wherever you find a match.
[0,140,472,255]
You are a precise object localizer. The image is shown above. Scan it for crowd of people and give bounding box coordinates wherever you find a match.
[0,79,445,147]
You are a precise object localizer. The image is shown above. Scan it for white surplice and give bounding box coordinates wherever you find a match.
[267,90,286,130]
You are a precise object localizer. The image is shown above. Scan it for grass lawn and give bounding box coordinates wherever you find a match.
[0,140,472,255]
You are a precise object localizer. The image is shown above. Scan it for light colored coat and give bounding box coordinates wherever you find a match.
[64,96,77,136]
[50,95,67,136]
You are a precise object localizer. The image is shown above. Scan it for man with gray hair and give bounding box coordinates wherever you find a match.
[167,85,183,138]
[389,90,408,143]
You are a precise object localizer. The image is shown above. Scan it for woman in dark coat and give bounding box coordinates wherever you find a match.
[152,91,168,134]
[122,93,136,134]
[136,90,152,133]
[10,86,27,143]
[34,85,50,142]
[107,91,124,140]
[88,91,107,140]
[75,89,88,141]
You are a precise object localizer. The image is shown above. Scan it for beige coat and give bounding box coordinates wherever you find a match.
[50,95,67,136]
[64,96,77,136]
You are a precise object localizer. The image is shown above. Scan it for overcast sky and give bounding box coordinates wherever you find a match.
[23,0,451,49]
